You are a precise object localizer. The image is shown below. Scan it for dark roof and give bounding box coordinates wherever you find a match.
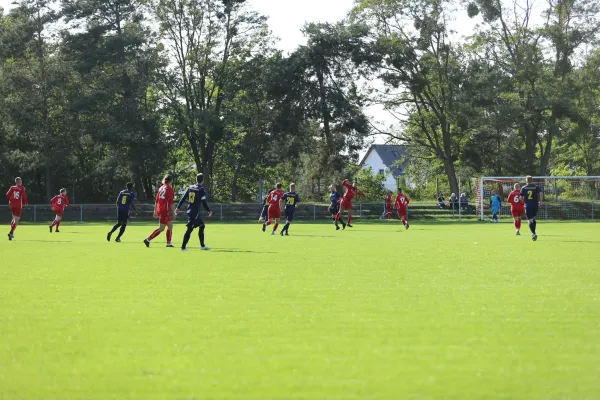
[360,144,408,177]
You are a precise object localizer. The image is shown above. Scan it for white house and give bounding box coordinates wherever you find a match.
[359,144,409,191]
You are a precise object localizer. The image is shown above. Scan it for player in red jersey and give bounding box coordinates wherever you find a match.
[380,191,393,220]
[262,183,284,235]
[49,188,70,232]
[6,177,28,240]
[507,183,524,236]
[394,187,410,229]
[335,179,364,228]
[144,174,176,247]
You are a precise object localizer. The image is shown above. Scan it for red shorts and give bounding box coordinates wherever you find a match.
[511,208,524,218]
[397,208,407,218]
[158,212,172,225]
[340,199,353,210]
[53,208,64,217]
[267,205,281,220]
[10,207,22,218]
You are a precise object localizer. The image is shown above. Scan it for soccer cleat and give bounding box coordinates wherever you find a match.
[115,238,121,243]
[285,232,289,236]
[271,231,275,235]
[347,223,353,228]
[532,234,538,242]
[262,224,266,232]
[516,230,520,236]
[181,248,188,252]
[55,229,60,233]
[8,232,13,241]
[405,223,410,230]
[107,232,111,242]
[49,225,53,233]
[335,225,340,230]
[144,238,150,248]
[201,246,210,250]
[166,244,174,248]
[280,230,284,236]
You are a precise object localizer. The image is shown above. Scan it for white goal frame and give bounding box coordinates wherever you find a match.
[476,176,600,221]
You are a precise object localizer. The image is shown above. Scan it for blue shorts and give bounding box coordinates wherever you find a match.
[186,216,205,229]
[117,210,130,223]
[285,208,296,222]
[329,205,339,215]
[491,207,500,215]
[525,207,538,220]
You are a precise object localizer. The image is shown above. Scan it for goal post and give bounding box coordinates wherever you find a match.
[475,176,600,221]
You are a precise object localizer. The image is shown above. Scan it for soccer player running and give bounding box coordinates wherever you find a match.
[380,191,393,220]
[107,182,137,242]
[144,174,176,248]
[328,184,345,230]
[258,188,275,223]
[280,183,300,236]
[489,191,502,223]
[6,177,28,240]
[507,183,524,236]
[335,179,363,228]
[262,183,284,235]
[49,188,70,233]
[176,173,212,251]
[520,175,543,241]
[394,187,410,229]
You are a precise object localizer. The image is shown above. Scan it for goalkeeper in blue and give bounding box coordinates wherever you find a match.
[490,191,501,223]
[175,173,213,251]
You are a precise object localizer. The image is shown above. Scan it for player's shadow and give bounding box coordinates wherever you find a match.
[211,248,277,254]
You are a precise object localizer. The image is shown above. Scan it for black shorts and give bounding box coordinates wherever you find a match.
[285,208,296,222]
[117,210,130,223]
[260,205,268,219]
[186,216,205,229]
[329,205,339,215]
[525,207,538,220]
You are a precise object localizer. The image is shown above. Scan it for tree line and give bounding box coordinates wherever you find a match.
[1,0,599,203]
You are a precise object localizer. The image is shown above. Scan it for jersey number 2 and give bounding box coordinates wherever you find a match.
[527,191,534,200]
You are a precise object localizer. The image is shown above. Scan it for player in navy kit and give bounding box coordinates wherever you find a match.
[520,175,543,241]
[280,183,300,236]
[258,188,275,222]
[107,182,137,242]
[176,173,213,251]
[328,184,345,230]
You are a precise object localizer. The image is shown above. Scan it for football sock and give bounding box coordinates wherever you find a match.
[273,222,279,232]
[166,229,172,244]
[148,228,161,241]
[347,215,352,225]
[199,225,205,247]
[388,213,392,220]
[50,219,57,227]
[514,220,518,229]
[10,221,16,233]
[532,220,537,234]
[182,226,193,249]
[402,218,407,225]
[283,222,290,233]
[528,220,535,234]
[56,220,61,229]
[109,222,121,235]
[117,223,127,238]
[335,212,341,222]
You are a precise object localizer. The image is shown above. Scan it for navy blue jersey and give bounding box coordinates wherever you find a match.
[177,184,210,218]
[520,184,541,208]
[283,192,300,209]
[329,191,340,207]
[116,190,136,212]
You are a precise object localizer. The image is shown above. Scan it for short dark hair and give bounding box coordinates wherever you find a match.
[196,173,204,184]
[163,174,173,184]
[276,182,282,189]
[126,182,134,190]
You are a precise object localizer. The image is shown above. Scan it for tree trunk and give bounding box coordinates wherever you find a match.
[231,166,239,202]
[134,174,145,201]
[316,69,333,155]
[443,157,459,196]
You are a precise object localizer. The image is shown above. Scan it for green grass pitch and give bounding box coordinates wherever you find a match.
[1,220,599,399]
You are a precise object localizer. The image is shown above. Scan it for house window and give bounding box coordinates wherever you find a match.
[378,169,384,175]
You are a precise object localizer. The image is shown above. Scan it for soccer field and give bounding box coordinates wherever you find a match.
[1,221,599,399]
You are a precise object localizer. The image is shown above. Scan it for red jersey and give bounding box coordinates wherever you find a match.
[156,184,174,213]
[50,194,70,212]
[267,189,284,206]
[394,193,410,209]
[6,185,28,208]
[342,180,363,202]
[385,194,392,208]
[507,189,524,209]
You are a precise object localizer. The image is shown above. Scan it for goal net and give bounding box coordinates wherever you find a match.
[474,176,600,221]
